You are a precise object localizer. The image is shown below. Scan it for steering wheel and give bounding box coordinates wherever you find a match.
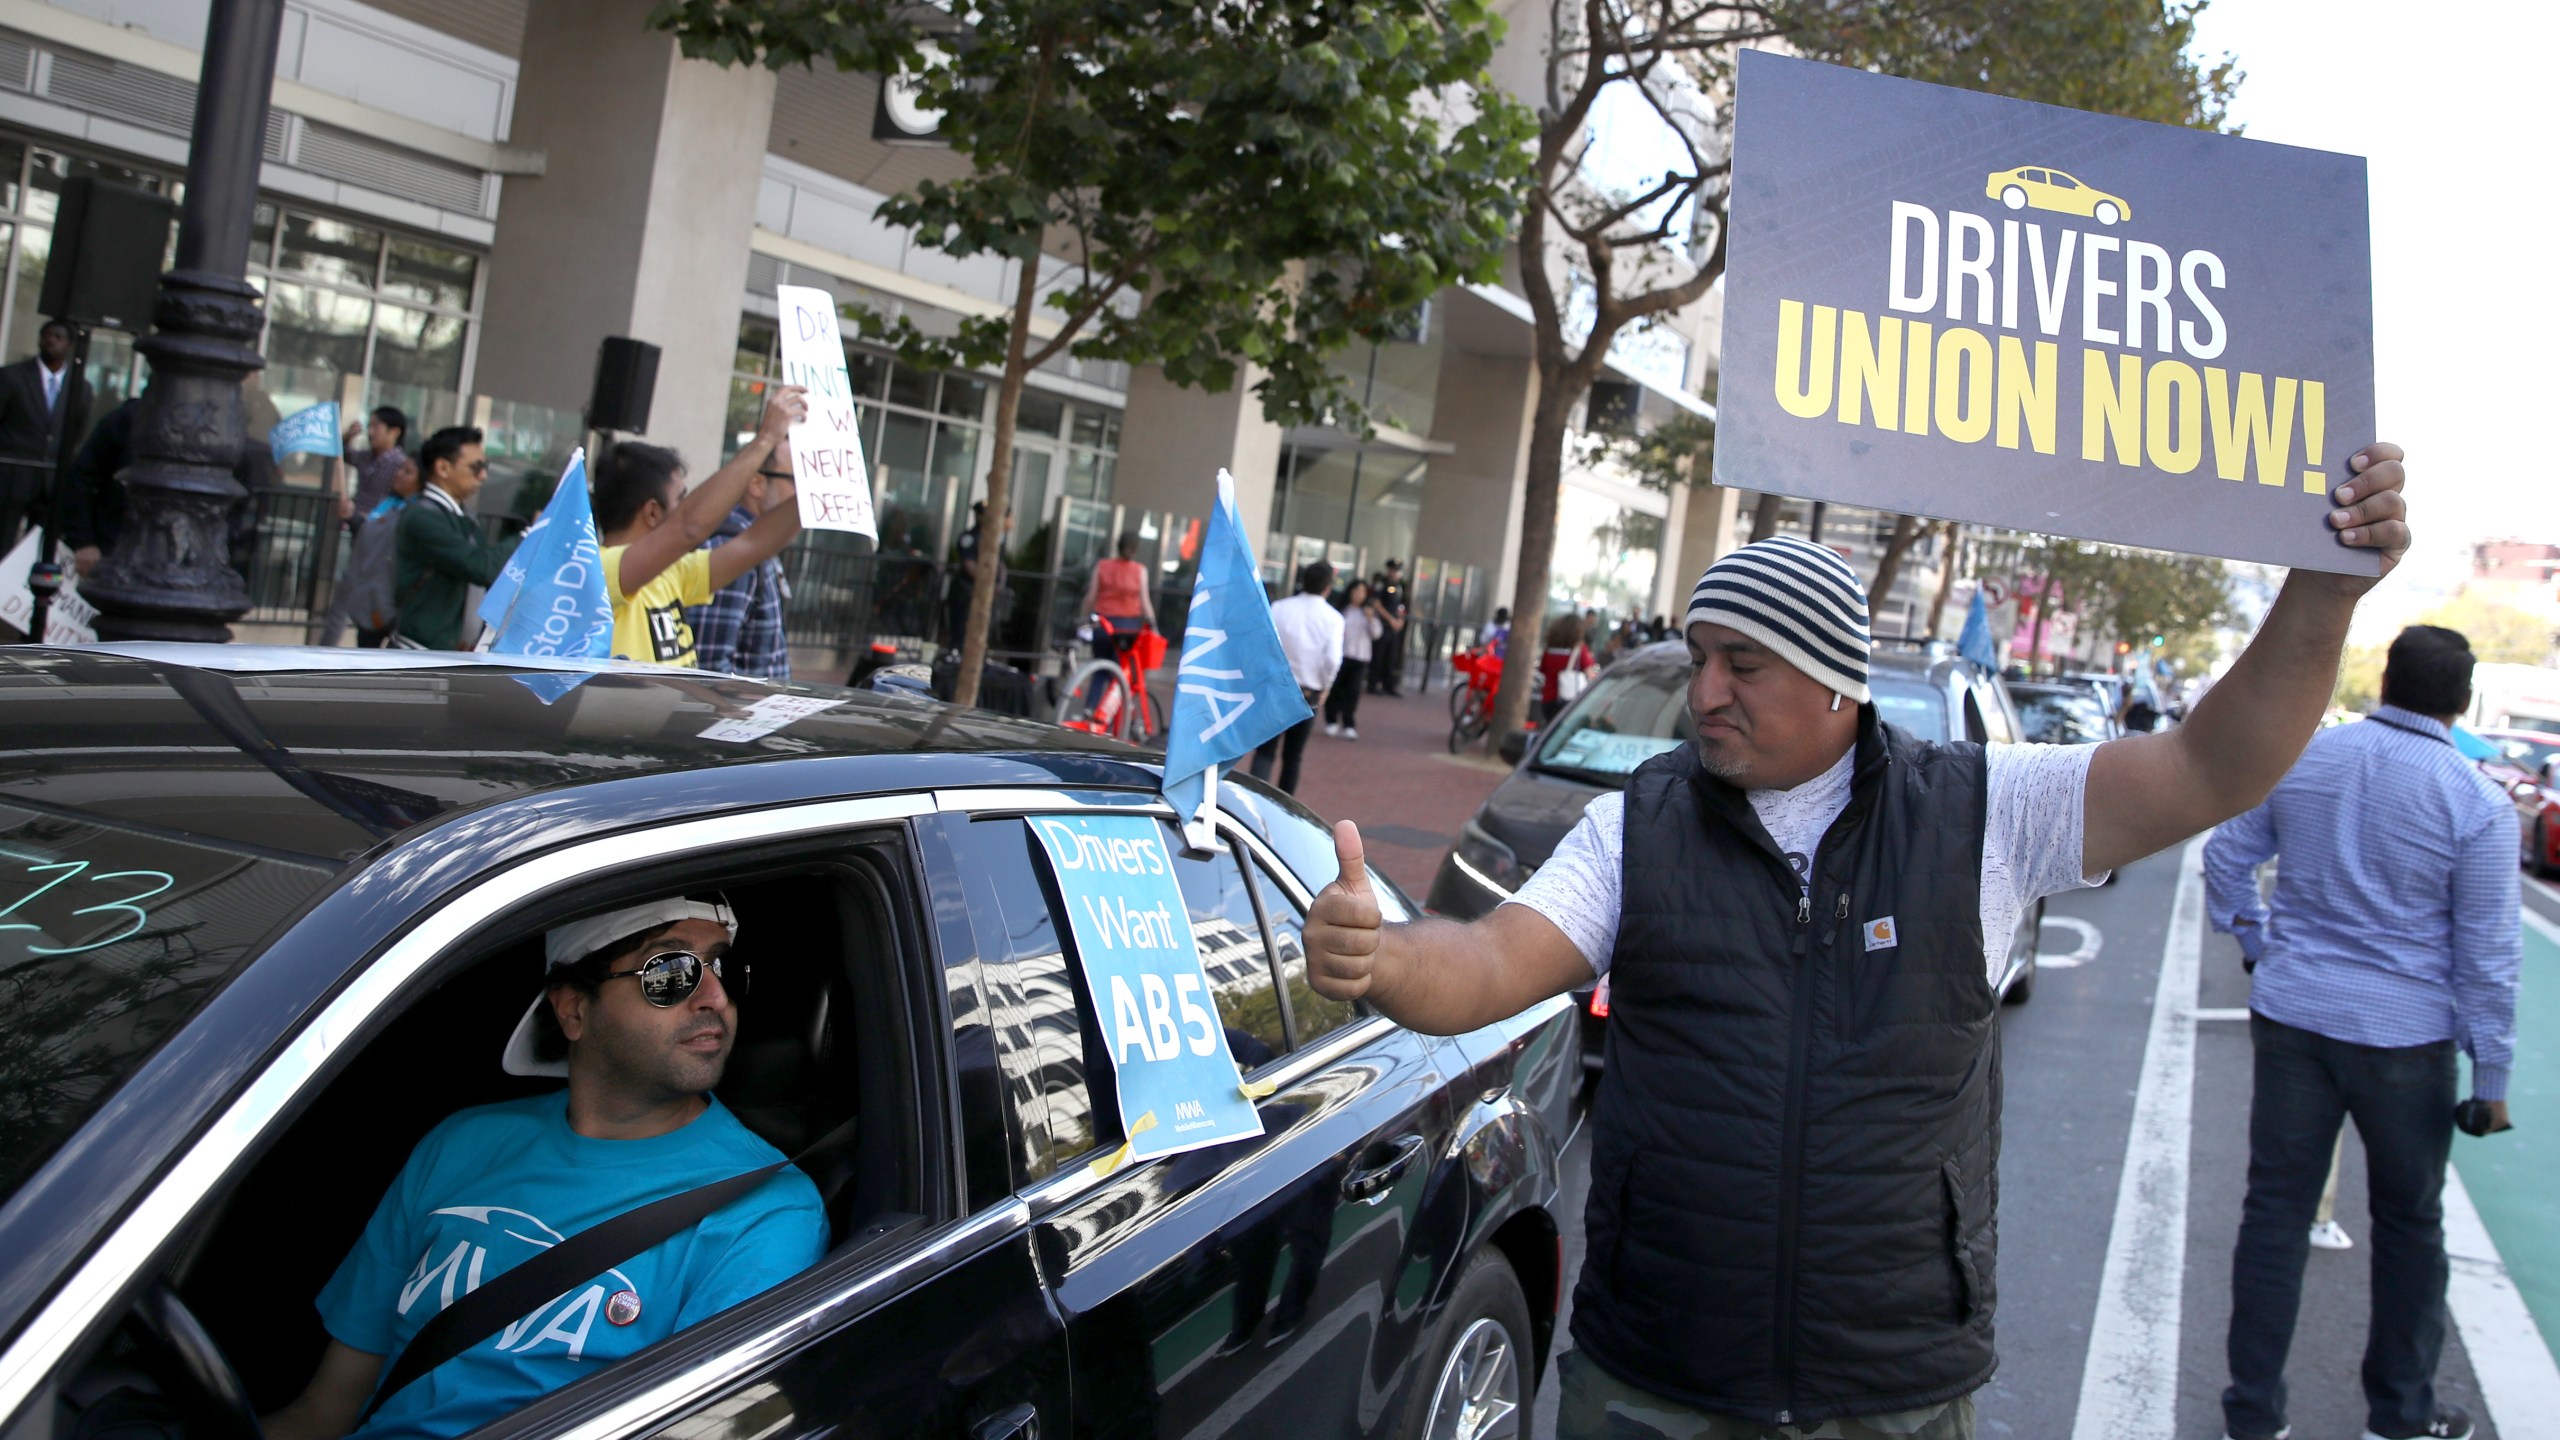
[127,1282,263,1440]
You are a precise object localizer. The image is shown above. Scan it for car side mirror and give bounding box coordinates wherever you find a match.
[2513,779,2542,802]
[1498,731,1528,765]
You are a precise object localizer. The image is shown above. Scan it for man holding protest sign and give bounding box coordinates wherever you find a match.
[1307,437,2407,1438]
[587,386,806,668]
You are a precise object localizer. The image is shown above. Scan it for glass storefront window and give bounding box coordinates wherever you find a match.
[1015,390,1064,438]
[372,303,467,391]
[886,362,936,412]
[277,214,385,292]
[936,373,989,419]
[263,282,373,377]
[380,238,477,312]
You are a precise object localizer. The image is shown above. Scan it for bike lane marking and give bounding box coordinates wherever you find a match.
[2443,905,2560,1436]
[2069,835,2204,1440]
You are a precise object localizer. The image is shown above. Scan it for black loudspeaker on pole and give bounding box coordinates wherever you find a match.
[588,337,661,436]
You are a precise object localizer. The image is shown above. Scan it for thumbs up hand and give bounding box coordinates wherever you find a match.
[1306,821,1384,1001]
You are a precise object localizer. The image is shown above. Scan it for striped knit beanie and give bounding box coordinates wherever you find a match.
[1685,535,1872,703]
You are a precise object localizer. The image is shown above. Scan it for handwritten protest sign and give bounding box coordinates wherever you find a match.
[1716,50,2376,574]
[1029,813,1264,1165]
[774,284,879,541]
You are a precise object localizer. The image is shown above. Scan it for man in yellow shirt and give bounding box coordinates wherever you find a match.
[592,386,806,665]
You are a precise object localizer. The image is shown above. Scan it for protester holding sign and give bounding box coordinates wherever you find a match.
[685,443,797,680]
[588,387,806,668]
[1304,445,2408,1440]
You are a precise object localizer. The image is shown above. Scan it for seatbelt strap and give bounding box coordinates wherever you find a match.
[361,1116,854,1421]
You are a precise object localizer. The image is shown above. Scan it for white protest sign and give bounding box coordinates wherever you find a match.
[0,530,98,644]
[773,285,879,540]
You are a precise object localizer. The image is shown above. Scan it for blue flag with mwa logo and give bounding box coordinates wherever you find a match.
[1160,469,1311,834]
[478,450,612,659]
[268,401,340,463]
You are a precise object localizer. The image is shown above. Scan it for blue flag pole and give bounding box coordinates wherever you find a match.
[1159,469,1314,850]
[479,449,614,658]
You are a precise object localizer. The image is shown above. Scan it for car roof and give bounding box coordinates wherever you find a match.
[1612,638,1993,689]
[0,645,1153,863]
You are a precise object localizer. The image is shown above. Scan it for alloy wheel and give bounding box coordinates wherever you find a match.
[1423,1317,1521,1440]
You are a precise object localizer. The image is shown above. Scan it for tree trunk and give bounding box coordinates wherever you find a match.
[1926,521,1963,639]
[1489,385,1577,749]
[1747,491,1784,544]
[1867,513,1922,628]
[2027,580,2052,674]
[952,253,1041,709]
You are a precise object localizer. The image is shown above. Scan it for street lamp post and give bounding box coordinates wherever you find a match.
[82,0,286,643]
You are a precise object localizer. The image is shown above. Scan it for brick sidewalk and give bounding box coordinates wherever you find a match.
[1267,678,1514,899]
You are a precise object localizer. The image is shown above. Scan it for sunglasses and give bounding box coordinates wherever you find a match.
[467,459,490,475]
[598,949,747,1007]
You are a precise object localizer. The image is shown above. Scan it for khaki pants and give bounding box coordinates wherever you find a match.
[1556,1350,1975,1440]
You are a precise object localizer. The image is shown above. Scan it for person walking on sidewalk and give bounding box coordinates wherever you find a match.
[1326,577,1381,740]
[1249,560,1342,796]
[1299,443,2410,1440]
[2205,623,2518,1440]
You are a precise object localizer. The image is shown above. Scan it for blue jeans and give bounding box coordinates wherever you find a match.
[2224,1013,2455,1437]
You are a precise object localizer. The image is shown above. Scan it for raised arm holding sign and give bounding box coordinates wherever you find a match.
[773,285,879,541]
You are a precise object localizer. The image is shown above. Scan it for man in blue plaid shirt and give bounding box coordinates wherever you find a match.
[684,445,794,680]
[2206,624,2520,1440]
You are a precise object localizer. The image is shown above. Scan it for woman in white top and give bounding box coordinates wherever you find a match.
[1326,579,1384,739]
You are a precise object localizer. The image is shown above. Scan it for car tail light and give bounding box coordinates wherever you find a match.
[1588,974,1611,1019]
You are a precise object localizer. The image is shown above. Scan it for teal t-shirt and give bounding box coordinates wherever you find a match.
[318,1093,827,1440]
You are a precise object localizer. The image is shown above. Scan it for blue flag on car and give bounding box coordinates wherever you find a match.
[1160,469,1313,839]
[1957,590,1999,672]
[269,401,340,463]
[478,450,613,659]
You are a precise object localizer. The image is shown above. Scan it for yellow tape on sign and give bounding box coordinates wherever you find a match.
[1238,1077,1279,1100]
[1089,1110,1161,1178]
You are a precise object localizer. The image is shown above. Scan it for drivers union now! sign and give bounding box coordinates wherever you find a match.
[1715,50,2376,575]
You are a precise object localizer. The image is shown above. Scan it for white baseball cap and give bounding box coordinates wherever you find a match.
[501,897,739,1078]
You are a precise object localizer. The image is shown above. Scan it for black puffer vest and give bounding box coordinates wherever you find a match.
[1570,712,1999,1426]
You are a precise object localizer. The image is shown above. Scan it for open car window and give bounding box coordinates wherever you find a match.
[46,827,943,1440]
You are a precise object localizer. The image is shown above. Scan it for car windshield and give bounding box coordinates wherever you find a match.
[0,803,333,1200]
[2494,734,2560,772]
[2016,688,2112,745]
[1533,663,1688,782]
[1871,676,1947,741]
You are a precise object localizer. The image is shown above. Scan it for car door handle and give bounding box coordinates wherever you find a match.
[973,1404,1039,1440]
[1341,1134,1427,1202]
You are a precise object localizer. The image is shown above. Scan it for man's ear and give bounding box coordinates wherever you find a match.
[550,985,589,1045]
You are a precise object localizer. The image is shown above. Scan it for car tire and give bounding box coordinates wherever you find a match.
[2095,200,2122,225]
[2001,185,2028,210]
[1397,1248,1533,1440]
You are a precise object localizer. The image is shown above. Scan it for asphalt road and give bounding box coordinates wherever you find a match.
[1527,840,2534,1439]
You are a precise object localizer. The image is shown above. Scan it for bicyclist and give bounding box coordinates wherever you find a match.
[1078,532,1156,706]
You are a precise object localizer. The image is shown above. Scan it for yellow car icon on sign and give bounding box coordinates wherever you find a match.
[1985,166,2131,225]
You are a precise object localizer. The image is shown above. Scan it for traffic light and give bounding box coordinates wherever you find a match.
[2115,641,2132,655]
[2151,635,2165,648]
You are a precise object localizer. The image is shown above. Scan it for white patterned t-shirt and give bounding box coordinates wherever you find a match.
[1505,742,2104,989]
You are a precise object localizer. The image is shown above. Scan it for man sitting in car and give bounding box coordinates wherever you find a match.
[264,899,827,1440]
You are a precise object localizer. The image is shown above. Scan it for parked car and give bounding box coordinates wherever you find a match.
[1427,639,2048,1066]
[2010,680,2122,746]
[2470,726,2560,878]
[0,645,1579,1440]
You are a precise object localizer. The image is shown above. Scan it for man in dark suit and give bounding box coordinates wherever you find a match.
[0,320,77,540]
[395,426,515,650]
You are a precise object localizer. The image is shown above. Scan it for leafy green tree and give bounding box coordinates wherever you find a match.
[654,0,1534,704]
[2417,592,2558,667]
[1483,0,2240,744]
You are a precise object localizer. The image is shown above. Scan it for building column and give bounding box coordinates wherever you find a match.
[1665,481,1742,614]
[1411,348,1537,617]
[1113,365,1288,540]
[472,0,775,470]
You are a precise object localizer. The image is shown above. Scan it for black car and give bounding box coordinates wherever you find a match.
[0,646,1578,1440]
[2009,680,2122,747]
[1426,640,2047,1058]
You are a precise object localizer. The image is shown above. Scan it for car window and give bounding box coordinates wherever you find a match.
[1871,676,1948,741]
[1223,788,1412,921]
[2023,168,2046,182]
[0,805,335,1201]
[1962,689,1990,744]
[2051,172,2080,189]
[1246,857,1361,1046]
[1170,840,1290,1069]
[1534,663,1687,782]
[1975,681,2017,744]
[2016,689,2112,745]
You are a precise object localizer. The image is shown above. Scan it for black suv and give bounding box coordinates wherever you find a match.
[1427,640,2046,1059]
[0,645,1579,1440]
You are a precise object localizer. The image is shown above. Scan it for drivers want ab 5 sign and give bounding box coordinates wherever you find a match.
[1716,50,2376,575]
[1030,814,1263,1163]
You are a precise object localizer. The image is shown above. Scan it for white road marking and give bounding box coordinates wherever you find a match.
[2520,900,2560,949]
[2443,1164,2560,1439]
[2040,915,2104,969]
[2071,835,2206,1440]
